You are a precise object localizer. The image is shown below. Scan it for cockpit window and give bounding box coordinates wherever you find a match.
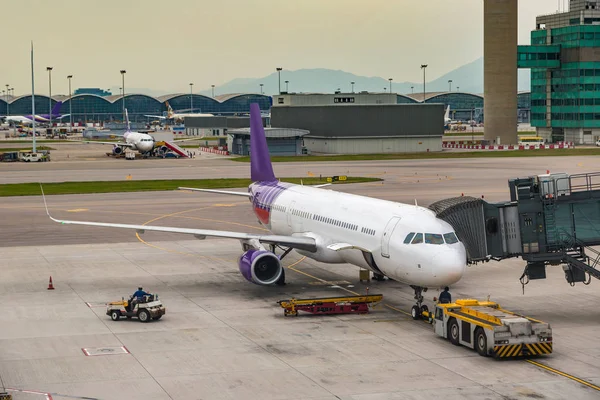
[443,232,459,244]
[411,233,423,244]
[403,232,415,244]
[425,233,444,245]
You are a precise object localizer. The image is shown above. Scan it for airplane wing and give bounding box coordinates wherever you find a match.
[144,115,166,119]
[74,140,133,147]
[178,187,252,197]
[42,187,316,252]
[56,114,71,119]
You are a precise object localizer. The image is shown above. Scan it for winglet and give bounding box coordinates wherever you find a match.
[40,184,62,223]
[40,184,50,217]
[249,103,276,182]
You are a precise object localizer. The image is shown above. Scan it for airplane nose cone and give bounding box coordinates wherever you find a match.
[431,245,467,285]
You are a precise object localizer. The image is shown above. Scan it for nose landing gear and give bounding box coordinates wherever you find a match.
[410,285,428,320]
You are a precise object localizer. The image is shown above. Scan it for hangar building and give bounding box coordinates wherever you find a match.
[271,100,444,154]
[227,127,309,156]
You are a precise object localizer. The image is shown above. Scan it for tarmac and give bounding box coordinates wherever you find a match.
[1,153,600,399]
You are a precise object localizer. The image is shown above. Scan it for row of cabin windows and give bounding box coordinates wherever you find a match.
[272,204,286,212]
[285,207,376,236]
[403,232,459,245]
[361,227,376,236]
[313,214,358,231]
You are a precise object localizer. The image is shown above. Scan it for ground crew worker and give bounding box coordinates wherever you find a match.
[439,287,451,304]
[129,287,149,311]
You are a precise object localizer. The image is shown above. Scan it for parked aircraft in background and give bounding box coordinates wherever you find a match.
[3,102,69,124]
[44,103,467,318]
[76,109,155,156]
[145,101,213,121]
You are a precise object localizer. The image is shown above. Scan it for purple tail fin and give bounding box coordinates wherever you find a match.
[249,103,276,182]
[51,101,63,115]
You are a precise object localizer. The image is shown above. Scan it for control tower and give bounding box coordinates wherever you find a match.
[484,0,518,145]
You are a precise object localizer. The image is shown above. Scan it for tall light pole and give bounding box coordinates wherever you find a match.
[259,83,264,94]
[4,85,8,116]
[285,80,289,92]
[189,83,194,112]
[120,70,126,122]
[351,81,355,93]
[383,87,387,92]
[411,86,414,94]
[46,67,53,128]
[448,79,453,92]
[388,78,393,93]
[276,67,283,94]
[457,86,460,92]
[211,84,215,98]
[420,64,428,103]
[67,75,73,132]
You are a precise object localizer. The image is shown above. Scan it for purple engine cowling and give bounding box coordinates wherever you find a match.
[112,145,123,155]
[238,249,282,285]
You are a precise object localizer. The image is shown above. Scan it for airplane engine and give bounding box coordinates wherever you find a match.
[238,249,282,285]
[160,146,169,154]
[112,146,123,155]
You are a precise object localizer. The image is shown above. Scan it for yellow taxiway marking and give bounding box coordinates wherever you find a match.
[67,208,88,212]
[286,265,361,296]
[526,360,600,392]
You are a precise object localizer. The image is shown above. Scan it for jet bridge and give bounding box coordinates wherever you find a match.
[429,172,600,287]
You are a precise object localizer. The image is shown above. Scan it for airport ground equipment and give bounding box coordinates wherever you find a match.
[106,294,165,322]
[430,172,600,288]
[277,294,383,317]
[426,299,552,358]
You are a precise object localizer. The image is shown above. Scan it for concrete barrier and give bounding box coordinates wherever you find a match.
[442,142,574,151]
[199,146,230,156]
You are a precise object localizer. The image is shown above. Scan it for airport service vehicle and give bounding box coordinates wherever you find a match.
[518,136,546,147]
[278,294,383,317]
[106,294,165,322]
[427,299,553,358]
[44,103,468,313]
[596,139,600,147]
[21,152,49,162]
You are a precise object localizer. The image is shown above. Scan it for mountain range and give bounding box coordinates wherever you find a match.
[109,57,531,97]
[197,57,531,96]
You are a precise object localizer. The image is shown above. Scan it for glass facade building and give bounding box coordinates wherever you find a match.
[0,93,273,123]
[518,1,600,143]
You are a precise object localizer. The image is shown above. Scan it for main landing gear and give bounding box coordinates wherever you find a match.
[410,285,428,320]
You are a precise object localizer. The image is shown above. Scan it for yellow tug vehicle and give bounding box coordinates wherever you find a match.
[425,299,552,358]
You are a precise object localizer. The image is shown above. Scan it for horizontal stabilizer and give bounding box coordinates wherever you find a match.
[178,187,252,197]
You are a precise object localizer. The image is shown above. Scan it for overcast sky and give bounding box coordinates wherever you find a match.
[1,0,559,95]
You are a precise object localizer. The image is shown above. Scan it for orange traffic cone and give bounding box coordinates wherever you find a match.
[47,276,55,290]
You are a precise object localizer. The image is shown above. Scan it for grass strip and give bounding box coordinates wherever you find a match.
[0,177,382,197]
[231,148,600,163]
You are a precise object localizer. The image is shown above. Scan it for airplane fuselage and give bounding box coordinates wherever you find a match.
[123,131,154,153]
[249,181,467,288]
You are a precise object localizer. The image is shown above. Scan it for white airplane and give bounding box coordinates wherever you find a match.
[77,109,155,155]
[44,103,467,319]
[3,101,70,125]
[444,105,457,125]
[145,101,213,121]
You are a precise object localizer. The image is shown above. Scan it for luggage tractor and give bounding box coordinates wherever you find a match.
[106,294,165,322]
[429,299,552,358]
